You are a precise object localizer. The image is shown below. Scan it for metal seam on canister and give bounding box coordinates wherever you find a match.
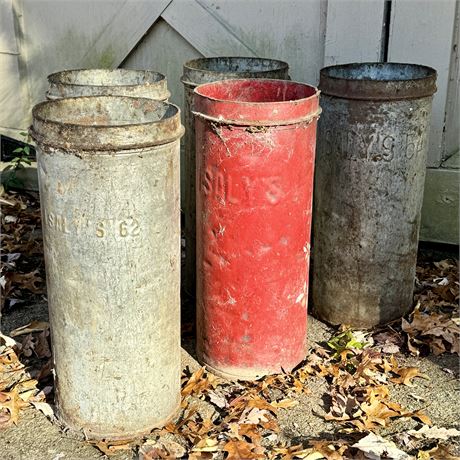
[30,96,184,151]
[29,126,185,152]
[191,107,322,126]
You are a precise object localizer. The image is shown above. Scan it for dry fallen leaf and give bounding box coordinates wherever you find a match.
[94,440,132,456]
[139,439,186,459]
[9,270,45,294]
[353,432,410,460]
[0,388,26,426]
[271,398,299,409]
[30,401,55,419]
[10,321,49,337]
[223,439,265,459]
[390,367,428,386]
[408,425,460,441]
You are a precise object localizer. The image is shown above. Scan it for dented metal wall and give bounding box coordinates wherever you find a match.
[312,63,437,328]
[31,96,183,439]
[194,79,320,379]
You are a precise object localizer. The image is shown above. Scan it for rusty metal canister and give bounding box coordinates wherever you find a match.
[30,96,183,439]
[193,79,320,380]
[312,63,437,328]
[181,58,290,299]
[46,68,170,100]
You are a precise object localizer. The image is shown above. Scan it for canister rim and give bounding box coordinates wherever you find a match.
[193,78,320,126]
[194,78,317,104]
[47,68,167,88]
[31,96,183,150]
[182,57,289,87]
[319,62,437,100]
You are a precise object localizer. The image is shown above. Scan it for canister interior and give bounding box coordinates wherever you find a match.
[48,69,165,87]
[323,63,435,81]
[195,79,316,103]
[185,57,288,74]
[35,96,177,126]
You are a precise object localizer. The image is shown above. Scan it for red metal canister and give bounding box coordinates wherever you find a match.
[194,79,320,380]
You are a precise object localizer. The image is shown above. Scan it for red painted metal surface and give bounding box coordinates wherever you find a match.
[194,79,320,380]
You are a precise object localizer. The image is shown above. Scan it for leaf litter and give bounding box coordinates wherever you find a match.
[1,189,459,459]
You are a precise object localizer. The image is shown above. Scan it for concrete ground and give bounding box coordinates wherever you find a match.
[1,300,459,460]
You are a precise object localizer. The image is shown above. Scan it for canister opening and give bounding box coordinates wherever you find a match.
[31,96,183,151]
[185,57,288,74]
[34,96,177,127]
[195,79,316,103]
[319,62,437,101]
[322,63,435,82]
[193,79,320,126]
[48,69,166,88]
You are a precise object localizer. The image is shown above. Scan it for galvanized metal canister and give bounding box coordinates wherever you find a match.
[194,79,320,380]
[312,63,437,328]
[30,96,183,440]
[181,57,290,299]
[47,68,170,100]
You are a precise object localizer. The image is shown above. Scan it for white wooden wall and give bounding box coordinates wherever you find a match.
[0,0,458,168]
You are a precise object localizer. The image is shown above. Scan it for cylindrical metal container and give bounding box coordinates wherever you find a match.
[181,57,290,300]
[47,68,170,100]
[30,96,183,440]
[312,62,437,328]
[194,79,320,380]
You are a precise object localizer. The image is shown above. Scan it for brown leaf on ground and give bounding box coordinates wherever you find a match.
[189,437,220,456]
[0,346,25,391]
[417,444,460,460]
[409,425,460,440]
[308,440,349,460]
[230,422,263,444]
[0,388,27,426]
[182,367,221,399]
[271,398,299,409]
[34,329,52,359]
[373,330,403,354]
[93,440,132,456]
[139,439,186,459]
[10,321,49,337]
[353,432,410,460]
[9,270,45,294]
[223,439,265,459]
[324,387,361,422]
[390,367,429,386]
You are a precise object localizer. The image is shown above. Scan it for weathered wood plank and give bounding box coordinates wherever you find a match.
[78,0,173,66]
[444,2,459,160]
[122,18,202,109]
[9,0,173,128]
[324,0,385,66]
[420,167,459,244]
[192,0,324,84]
[0,0,18,54]
[388,0,457,167]
[162,0,257,56]
[0,54,26,129]
[0,0,29,131]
